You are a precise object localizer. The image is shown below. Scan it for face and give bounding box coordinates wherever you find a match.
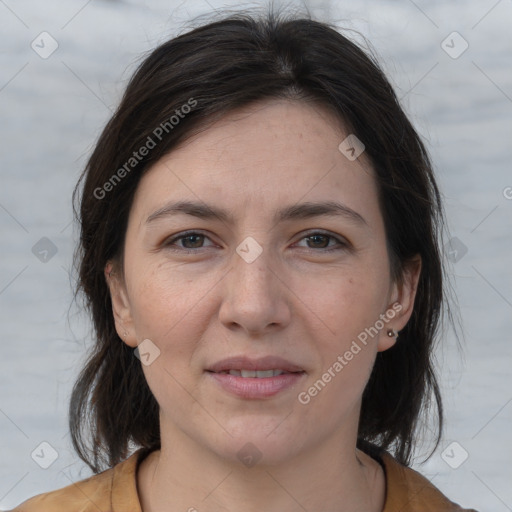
[107,99,420,465]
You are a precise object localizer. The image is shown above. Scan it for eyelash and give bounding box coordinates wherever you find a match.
[163,230,348,254]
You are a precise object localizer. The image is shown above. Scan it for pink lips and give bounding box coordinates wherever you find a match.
[205,355,306,399]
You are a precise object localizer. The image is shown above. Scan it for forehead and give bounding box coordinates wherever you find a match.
[130,99,382,230]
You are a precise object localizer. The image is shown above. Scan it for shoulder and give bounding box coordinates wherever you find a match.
[5,468,115,512]
[379,451,479,512]
[6,449,147,512]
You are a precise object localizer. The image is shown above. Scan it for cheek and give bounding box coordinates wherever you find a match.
[126,257,201,330]
[126,263,210,405]
[293,261,390,400]
[125,258,221,375]
[129,271,175,335]
[294,270,386,416]
[296,262,391,343]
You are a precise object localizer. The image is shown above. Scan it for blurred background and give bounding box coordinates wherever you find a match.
[0,0,511,510]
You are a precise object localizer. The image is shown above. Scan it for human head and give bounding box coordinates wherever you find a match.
[70,8,445,473]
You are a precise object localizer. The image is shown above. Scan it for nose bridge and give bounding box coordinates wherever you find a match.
[219,234,290,333]
[232,235,276,297]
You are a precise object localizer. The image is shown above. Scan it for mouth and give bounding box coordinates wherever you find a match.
[209,369,301,378]
[206,355,305,375]
[205,356,306,399]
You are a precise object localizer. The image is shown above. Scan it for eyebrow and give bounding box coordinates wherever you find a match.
[145,200,368,227]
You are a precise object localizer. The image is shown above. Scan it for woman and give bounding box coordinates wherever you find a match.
[9,8,479,512]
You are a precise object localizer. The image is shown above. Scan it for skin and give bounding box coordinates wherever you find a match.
[106,98,421,512]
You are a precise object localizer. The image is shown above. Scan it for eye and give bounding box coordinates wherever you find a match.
[163,230,349,254]
[163,231,215,252]
[294,231,348,252]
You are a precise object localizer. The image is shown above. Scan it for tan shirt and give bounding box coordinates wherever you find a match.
[8,448,478,511]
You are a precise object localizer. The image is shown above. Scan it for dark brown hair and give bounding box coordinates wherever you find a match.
[70,7,447,473]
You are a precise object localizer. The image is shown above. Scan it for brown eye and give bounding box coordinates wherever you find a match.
[179,234,206,249]
[164,231,215,252]
[295,231,348,252]
[306,234,331,249]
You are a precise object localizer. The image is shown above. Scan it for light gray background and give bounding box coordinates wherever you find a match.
[1,0,511,510]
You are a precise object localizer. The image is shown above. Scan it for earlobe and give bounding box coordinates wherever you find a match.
[377,338,396,352]
[377,255,422,352]
[377,316,400,352]
[104,262,137,348]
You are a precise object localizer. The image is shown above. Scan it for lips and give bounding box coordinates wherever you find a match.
[205,356,306,398]
[206,355,305,375]
[220,369,287,378]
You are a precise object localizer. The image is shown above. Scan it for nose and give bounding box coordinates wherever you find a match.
[218,241,291,336]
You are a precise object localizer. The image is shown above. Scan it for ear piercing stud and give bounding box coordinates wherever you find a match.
[387,329,398,338]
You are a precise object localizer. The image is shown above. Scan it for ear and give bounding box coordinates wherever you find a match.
[105,261,137,348]
[377,254,422,352]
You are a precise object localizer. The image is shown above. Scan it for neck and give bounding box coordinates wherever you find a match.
[138,425,385,512]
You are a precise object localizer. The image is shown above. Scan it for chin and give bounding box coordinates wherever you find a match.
[208,418,308,467]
